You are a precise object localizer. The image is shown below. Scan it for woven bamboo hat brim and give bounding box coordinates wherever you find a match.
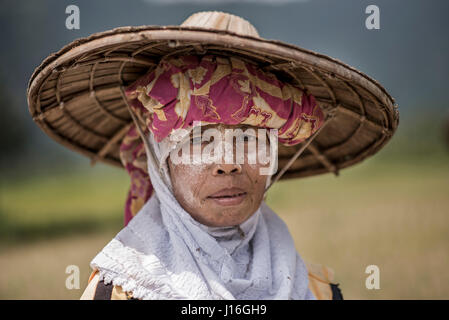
[27,11,399,180]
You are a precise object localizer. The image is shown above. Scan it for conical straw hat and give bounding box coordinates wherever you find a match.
[27,11,399,180]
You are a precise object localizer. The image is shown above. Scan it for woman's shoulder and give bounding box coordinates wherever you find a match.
[80,270,134,300]
[80,264,344,300]
[305,261,344,300]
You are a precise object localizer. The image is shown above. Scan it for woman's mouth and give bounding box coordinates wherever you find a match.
[207,188,247,206]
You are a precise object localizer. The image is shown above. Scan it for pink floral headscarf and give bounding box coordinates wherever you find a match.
[119,54,324,225]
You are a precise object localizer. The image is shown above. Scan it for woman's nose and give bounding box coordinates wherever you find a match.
[212,163,242,176]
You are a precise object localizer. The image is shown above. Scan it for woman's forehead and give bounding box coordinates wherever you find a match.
[196,123,257,132]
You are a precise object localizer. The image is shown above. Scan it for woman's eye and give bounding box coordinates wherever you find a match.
[191,137,203,145]
[242,134,257,142]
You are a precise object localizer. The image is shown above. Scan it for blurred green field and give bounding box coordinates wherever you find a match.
[1,142,448,299]
[268,157,449,299]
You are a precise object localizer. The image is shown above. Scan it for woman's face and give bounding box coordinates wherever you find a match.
[167,124,272,227]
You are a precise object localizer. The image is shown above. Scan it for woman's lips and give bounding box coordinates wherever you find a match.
[207,187,247,206]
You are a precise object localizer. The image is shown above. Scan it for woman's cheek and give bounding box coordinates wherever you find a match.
[246,163,266,184]
[174,163,208,208]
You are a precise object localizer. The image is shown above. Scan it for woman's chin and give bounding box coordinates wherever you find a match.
[204,201,255,226]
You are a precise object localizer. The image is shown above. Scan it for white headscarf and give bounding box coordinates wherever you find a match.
[90,130,315,300]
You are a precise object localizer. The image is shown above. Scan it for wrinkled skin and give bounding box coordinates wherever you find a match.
[167,124,271,227]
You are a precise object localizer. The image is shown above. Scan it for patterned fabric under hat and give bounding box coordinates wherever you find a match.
[120,54,325,225]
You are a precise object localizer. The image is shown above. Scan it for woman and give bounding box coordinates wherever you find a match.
[82,53,330,300]
[27,11,398,300]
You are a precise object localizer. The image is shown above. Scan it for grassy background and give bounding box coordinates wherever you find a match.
[1,124,449,299]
